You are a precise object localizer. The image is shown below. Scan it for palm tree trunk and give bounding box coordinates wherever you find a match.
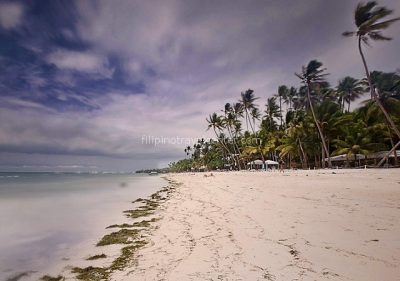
[298,138,307,169]
[306,82,332,168]
[226,123,241,170]
[358,36,400,140]
[213,128,232,167]
[246,108,266,168]
[377,140,400,167]
[279,96,283,128]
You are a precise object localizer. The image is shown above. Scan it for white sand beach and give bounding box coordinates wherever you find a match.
[112,169,400,281]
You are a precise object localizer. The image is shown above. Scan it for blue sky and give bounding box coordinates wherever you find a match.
[0,0,399,172]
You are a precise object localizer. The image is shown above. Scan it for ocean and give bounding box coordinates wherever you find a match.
[0,172,165,280]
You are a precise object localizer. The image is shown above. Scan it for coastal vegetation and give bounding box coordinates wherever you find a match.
[169,1,400,172]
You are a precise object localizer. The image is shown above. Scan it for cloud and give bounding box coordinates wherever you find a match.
[0,2,24,30]
[0,93,214,162]
[46,49,114,78]
[1,0,400,171]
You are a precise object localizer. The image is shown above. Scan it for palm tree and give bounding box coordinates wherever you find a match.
[337,76,365,112]
[240,89,266,166]
[295,60,332,168]
[342,1,400,141]
[333,120,386,167]
[276,85,288,127]
[206,113,233,165]
[223,103,242,170]
[250,107,261,131]
[285,87,297,111]
[240,89,258,132]
[264,97,280,131]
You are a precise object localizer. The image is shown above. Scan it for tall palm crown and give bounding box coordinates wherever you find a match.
[295,60,329,85]
[342,1,400,143]
[240,89,259,131]
[342,1,400,99]
[295,60,332,167]
[343,1,400,44]
[206,113,223,131]
[264,97,280,131]
[240,89,258,111]
[285,87,297,110]
[277,85,288,127]
[337,76,365,112]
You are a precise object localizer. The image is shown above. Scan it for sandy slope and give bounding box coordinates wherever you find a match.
[112,169,400,280]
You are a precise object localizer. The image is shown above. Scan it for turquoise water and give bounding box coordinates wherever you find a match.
[0,172,165,280]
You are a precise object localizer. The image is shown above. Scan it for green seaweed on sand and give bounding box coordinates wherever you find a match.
[97,229,140,246]
[70,179,180,280]
[123,208,154,219]
[106,218,159,229]
[72,240,148,280]
[40,275,65,281]
[71,266,109,281]
[86,254,107,260]
[109,240,148,271]
[131,197,144,203]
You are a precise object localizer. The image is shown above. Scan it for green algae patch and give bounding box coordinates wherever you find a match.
[123,208,154,219]
[106,218,158,229]
[71,266,109,281]
[40,275,65,281]
[97,229,140,246]
[131,198,144,203]
[68,179,180,280]
[86,254,107,260]
[109,240,148,271]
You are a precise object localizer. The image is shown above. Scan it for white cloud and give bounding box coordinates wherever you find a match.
[0,93,214,162]
[46,49,114,77]
[0,2,24,30]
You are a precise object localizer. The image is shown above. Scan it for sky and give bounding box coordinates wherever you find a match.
[0,0,399,172]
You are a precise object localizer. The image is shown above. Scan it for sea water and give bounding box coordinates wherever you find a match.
[0,172,165,280]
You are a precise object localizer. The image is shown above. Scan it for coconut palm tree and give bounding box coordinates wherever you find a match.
[222,103,242,169]
[239,89,266,166]
[250,107,261,131]
[333,120,386,167]
[295,60,332,168]
[285,87,297,111]
[342,1,400,141]
[337,76,365,112]
[240,89,258,132]
[206,113,233,165]
[263,97,280,131]
[276,85,288,127]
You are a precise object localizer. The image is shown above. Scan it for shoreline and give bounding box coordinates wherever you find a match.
[112,169,400,280]
[4,175,174,281]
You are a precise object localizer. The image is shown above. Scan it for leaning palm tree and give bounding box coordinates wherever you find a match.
[295,60,332,168]
[343,1,400,142]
